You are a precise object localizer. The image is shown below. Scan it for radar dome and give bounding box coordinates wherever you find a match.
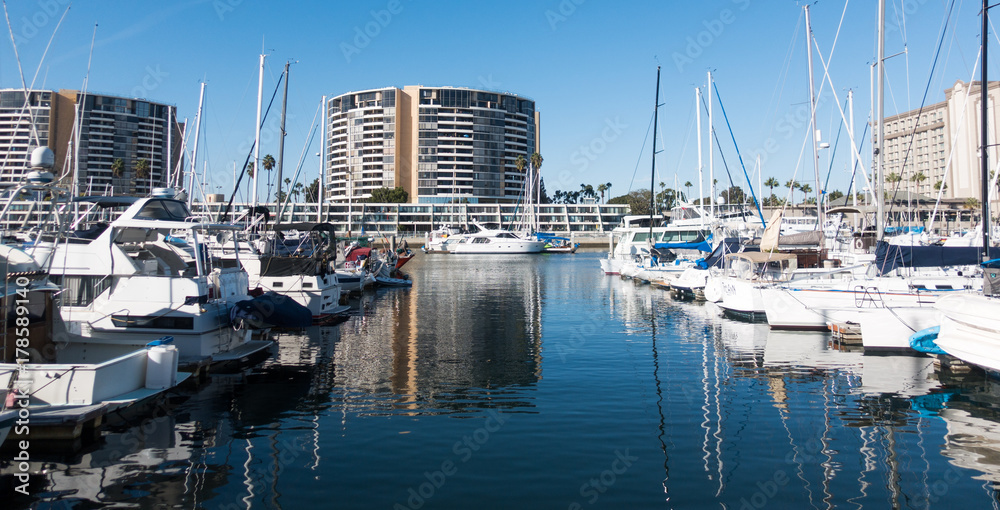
[30,146,54,170]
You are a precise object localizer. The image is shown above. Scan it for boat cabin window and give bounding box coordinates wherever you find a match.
[496,232,517,239]
[661,230,708,243]
[472,237,491,244]
[135,199,192,221]
[670,208,703,222]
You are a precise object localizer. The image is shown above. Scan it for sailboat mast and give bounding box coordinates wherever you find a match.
[876,0,886,242]
[252,53,265,209]
[708,71,715,218]
[277,61,290,216]
[650,65,661,243]
[320,95,327,223]
[805,5,824,226]
[188,82,206,208]
[166,105,172,187]
[982,0,991,255]
[849,89,857,208]
[696,86,704,229]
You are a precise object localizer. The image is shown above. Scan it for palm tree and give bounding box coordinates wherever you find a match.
[515,154,526,174]
[261,154,276,200]
[530,152,543,172]
[910,171,927,192]
[764,177,780,203]
[785,180,798,202]
[886,172,902,184]
[934,180,948,192]
[111,158,125,178]
[799,183,812,205]
[965,197,981,210]
[530,153,543,202]
[604,182,612,202]
[684,181,693,202]
[133,158,150,180]
[247,162,255,178]
[597,184,607,203]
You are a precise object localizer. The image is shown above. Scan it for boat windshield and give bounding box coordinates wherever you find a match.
[134,199,192,221]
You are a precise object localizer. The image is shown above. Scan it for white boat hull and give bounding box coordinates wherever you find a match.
[450,240,545,254]
[716,276,767,321]
[935,294,1000,372]
[856,306,940,351]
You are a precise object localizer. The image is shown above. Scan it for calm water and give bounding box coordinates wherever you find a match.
[6,252,1000,509]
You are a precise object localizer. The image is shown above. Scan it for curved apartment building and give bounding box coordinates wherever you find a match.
[325,86,539,204]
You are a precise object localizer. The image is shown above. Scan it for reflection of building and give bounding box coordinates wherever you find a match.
[332,257,543,415]
[325,86,540,204]
[880,80,1000,204]
[0,88,182,195]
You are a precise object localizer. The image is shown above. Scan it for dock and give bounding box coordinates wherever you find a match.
[829,321,863,345]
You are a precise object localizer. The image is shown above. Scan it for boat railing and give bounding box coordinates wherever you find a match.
[853,286,885,308]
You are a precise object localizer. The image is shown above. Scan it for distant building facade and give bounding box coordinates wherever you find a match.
[0,88,181,195]
[880,80,1000,203]
[325,86,540,204]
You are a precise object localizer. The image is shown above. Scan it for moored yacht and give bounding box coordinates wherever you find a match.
[448,222,545,254]
[23,193,274,368]
[210,220,350,322]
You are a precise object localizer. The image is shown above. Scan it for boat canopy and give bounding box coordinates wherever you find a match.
[345,247,372,262]
[873,240,1000,275]
[725,252,798,264]
[749,230,824,247]
[259,257,323,277]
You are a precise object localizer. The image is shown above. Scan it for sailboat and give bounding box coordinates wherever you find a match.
[922,0,1000,368]
[761,1,987,346]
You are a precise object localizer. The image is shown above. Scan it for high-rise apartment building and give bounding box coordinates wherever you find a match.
[0,88,181,195]
[880,80,1000,202]
[0,89,55,187]
[325,86,539,204]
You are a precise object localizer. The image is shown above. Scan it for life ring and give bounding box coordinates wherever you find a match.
[853,238,863,250]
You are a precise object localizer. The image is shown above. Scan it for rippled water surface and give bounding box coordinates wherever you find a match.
[7,252,1000,508]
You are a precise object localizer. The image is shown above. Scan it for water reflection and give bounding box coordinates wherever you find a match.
[14,254,1000,508]
[331,255,542,416]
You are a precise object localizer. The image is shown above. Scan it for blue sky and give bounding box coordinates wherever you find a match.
[0,0,986,203]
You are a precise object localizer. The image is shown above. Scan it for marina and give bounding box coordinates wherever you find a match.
[5,252,1000,508]
[3,0,1000,507]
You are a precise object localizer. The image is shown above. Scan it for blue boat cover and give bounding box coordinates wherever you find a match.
[653,240,713,252]
[909,326,945,355]
[231,291,312,329]
[696,238,758,269]
[874,241,1000,275]
[983,258,1000,269]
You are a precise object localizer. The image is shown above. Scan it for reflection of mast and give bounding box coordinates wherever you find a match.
[701,319,724,496]
[650,293,669,500]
